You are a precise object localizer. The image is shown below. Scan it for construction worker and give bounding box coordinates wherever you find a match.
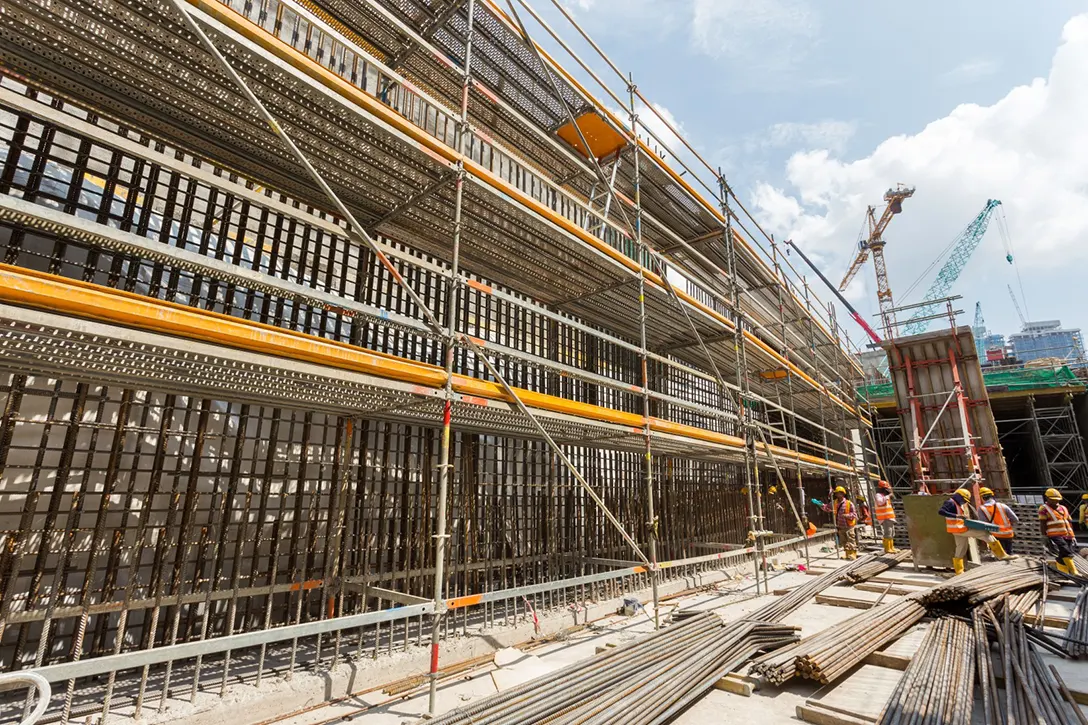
[977,487,1018,554]
[1078,493,1088,532]
[874,481,898,554]
[1039,488,1079,575]
[939,487,1013,575]
[822,486,858,559]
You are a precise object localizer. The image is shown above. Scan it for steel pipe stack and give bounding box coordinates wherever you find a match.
[1065,587,1088,659]
[921,559,1046,607]
[876,616,975,725]
[422,612,798,725]
[750,596,926,685]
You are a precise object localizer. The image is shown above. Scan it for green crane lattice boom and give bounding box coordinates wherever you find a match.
[903,199,1003,335]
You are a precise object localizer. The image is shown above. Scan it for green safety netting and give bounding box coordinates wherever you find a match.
[857,365,1083,401]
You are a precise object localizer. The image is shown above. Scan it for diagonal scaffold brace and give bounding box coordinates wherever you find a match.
[499,0,818,595]
[166,0,652,715]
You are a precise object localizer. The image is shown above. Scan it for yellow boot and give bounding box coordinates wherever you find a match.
[1064,557,1079,576]
[952,558,965,575]
[1055,560,1071,575]
[988,540,1015,561]
[846,550,857,560]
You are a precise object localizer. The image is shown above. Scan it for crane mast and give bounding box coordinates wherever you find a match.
[839,184,915,337]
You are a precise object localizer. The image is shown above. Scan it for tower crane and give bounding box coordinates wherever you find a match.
[839,184,915,336]
[973,302,986,359]
[1008,284,1026,329]
[901,199,1002,335]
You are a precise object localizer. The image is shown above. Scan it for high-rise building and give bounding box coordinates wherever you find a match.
[1009,320,1084,363]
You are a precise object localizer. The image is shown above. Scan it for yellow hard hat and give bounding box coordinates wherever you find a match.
[1081,493,1088,500]
[1045,488,1062,500]
[954,488,971,499]
[979,487,994,497]
[834,486,846,495]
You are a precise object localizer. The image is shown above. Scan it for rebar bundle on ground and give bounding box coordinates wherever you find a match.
[921,559,1046,607]
[1065,587,1088,659]
[974,610,1000,725]
[981,607,1086,725]
[422,612,798,725]
[746,552,901,623]
[876,616,975,725]
[995,589,1042,618]
[750,596,926,685]
[841,550,912,584]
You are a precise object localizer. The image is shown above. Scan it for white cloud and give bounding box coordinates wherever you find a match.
[763,120,858,153]
[751,14,1088,339]
[690,0,819,83]
[940,58,1000,85]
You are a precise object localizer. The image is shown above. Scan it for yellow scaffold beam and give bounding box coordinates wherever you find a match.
[0,264,858,474]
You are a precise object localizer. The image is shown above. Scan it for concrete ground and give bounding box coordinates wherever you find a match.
[171,538,1088,725]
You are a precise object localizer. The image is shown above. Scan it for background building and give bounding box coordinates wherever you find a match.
[1009,320,1084,363]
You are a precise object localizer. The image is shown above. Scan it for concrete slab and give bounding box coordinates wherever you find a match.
[810,664,902,721]
[490,654,556,691]
[815,584,904,610]
[881,622,931,659]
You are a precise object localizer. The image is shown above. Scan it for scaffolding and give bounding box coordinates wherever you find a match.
[0,0,877,720]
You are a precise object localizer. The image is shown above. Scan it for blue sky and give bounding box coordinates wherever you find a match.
[519,0,1088,350]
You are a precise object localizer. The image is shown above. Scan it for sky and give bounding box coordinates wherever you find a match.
[518,0,1088,350]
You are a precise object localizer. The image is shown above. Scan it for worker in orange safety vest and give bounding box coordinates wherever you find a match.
[976,487,1018,554]
[874,481,898,554]
[939,487,1013,575]
[821,486,857,560]
[1039,488,1079,575]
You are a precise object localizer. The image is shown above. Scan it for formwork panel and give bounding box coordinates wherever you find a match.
[882,326,1009,494]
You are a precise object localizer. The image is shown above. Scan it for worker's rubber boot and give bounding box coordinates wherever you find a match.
[884,538,898,554]
[846,550,857,560]
[1055,560,1071,575]
[987,540,1016,561]
[1064,557,1080,576]
[952,558,965,576]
